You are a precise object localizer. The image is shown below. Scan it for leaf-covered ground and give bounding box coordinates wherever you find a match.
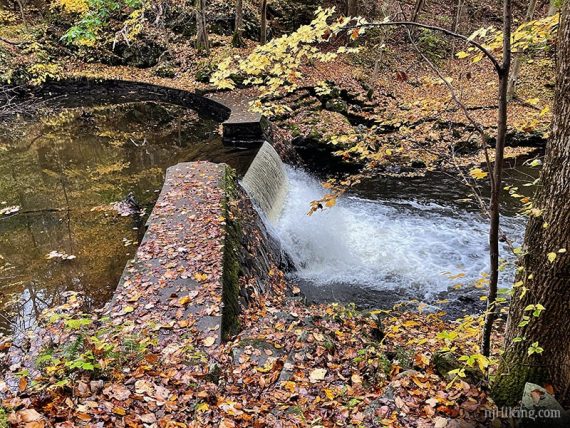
[1,285,503,427]
[1,2,556,425]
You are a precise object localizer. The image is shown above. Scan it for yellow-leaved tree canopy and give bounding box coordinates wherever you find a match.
[210,7,367,116]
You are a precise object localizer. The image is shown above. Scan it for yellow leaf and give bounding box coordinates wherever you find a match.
[123,306,134,314]
[196,402,209,412]
[194,272,208,282]
[403,320,420,328]
[178,295,191,306]
[456,51,469,59]
[324,388,335,400]
[282,381,296,393]
[113,407,126,416]
[547,252,557,263]
[475,354,489,372]
[472,54,484,63]
[325,196,337,208]
[469,168,488,180]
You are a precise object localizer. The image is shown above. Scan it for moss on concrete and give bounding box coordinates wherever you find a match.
[220,166,242,340]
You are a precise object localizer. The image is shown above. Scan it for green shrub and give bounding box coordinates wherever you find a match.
[417,29,450,64]
[0,406,8,428]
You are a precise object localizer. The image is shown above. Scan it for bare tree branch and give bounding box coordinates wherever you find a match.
[359,21,502,74]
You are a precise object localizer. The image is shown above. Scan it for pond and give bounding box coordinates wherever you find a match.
[0,101,256,336]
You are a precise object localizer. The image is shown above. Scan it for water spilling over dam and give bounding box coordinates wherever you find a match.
[241,142,289,222]
[275,167,522,293]
[240,152,525,307]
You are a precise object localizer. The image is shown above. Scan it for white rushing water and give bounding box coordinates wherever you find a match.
[269,167,523,297]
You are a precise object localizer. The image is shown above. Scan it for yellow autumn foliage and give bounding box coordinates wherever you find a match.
[457,13,560,62]
[211,7,367,114]
[52,0,90,14]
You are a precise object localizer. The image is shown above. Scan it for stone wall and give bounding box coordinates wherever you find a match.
[32,78,270,147]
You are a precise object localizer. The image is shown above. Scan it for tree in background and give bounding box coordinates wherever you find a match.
[507,0,538,101]
[412,0,425,22]
[347,0,358,17]
[493,0,570,406]
[232,0,244,47]
[452,0,465,33]
[195,0,210,52]
[260,0,268,45]
[549,0,562,16]
[14,0,28,28]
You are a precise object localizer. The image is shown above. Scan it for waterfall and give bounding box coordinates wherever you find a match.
[241,142,288,222]
[241,147,525,301]
[272,167,524,297]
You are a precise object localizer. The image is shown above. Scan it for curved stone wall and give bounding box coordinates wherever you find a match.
[32,78,270,146]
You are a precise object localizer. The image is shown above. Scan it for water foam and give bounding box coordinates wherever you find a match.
[271,167,523,297]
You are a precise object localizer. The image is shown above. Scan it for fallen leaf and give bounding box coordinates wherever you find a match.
[351,374,362,384]
[140,414,157,423]
[17,409,42,422]
[309,368,327,383]
[112,407,126,416]
[178,295,191,306]
[19,376,28,392]
[434,416,448,428]
[194,272,208,282]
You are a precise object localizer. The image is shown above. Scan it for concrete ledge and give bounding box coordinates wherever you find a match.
[108,162,232,347]
[106,160,284,346]
[206,92,272,147]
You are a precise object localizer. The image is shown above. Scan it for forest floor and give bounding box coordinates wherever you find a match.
[1,271,506,427]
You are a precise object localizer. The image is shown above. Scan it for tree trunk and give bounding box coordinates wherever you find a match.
[451,0,465,58]
[347,0,358,17]
[507,0,538,101]
[15,0,28,29]
[481,0,512,358]
[195,0,210,53]
[493,0,570,406]
[260,0,268,45]
[452,0,465,33]
[411,0,425,22]
[548,0,559,16]
[232,0,244,47]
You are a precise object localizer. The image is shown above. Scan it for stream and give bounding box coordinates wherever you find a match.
[271,165,537,317]
[0,100,539,335]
